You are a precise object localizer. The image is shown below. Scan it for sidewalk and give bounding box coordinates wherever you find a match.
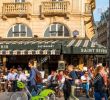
[56,97,94,100]
[0,92,94,100]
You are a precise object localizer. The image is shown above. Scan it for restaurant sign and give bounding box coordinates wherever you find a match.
[73,48,107,54]
[0,43,61,50]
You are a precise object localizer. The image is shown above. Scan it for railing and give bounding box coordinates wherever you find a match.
[2,2,32,16]
[85,3,92,14]
[41,1,70,15]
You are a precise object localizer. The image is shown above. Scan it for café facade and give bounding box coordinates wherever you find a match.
[0,0,103,72]
[0,38,107,72]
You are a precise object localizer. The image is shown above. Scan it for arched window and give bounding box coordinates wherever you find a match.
[44,23,70,37]
[7,24,32,38]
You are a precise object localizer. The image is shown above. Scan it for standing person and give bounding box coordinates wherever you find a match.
[81,71,90,98]
[93,66,107,100]
[57,70,65,90]
[63,65,79,100]
[28,59,38,95]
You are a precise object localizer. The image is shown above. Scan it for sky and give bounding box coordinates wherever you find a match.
[93,0,109,21]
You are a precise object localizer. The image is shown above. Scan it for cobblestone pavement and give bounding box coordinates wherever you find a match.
[0,92,94,100]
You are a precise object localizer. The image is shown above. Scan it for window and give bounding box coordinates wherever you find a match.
[7,24,32,38]
[52,0,63,1]
[15,0,25,2]
[44,23,70,37]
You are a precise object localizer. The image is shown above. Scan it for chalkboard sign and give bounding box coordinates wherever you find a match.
[58,61,65,70]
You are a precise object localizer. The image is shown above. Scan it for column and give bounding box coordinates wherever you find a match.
[78,55,84,71]
[3,56,7,67]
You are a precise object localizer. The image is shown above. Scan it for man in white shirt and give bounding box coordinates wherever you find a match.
[81,71,90,98]
[17,71,27,82]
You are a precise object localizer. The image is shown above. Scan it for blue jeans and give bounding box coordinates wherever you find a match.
[94,92,107,100]
[94,92,102,100]
[82,83,89,95]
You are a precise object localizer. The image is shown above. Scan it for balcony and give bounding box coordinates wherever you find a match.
[41,1,70,16]
[2,2,32,19]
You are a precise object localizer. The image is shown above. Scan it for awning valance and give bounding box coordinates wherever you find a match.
[0,39,107,55]
[0,40,61,55]
[62,39,107,54]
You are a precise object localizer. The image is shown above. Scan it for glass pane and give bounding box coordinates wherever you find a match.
[21,24,25,33]
[50,24,57,36]
[21,33,26,37]
[51,24,56,31]
[14,24,19,33]
[64,26,69,36]
[22,0,25,2]
[27,27,32,37]
[44,28,50,37]
[14,32,19,37]
[13,24,19,37]
[58,24,63,36]
[8,28,13,37]
[50,31,57,36]
[15,0,25,2]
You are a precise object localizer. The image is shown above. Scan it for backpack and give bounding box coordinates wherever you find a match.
[34,69,42,84]
[50,75,58,85]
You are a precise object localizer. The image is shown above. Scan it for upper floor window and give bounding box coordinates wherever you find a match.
[52,0,63,1]
[15,0,25,3]
[7,24,32,38]
[44,23,70,37]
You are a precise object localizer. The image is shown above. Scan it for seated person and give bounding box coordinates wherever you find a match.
[47,71,58,89]
[81,71,90,98]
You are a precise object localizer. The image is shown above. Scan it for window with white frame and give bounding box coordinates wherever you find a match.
[52,0,63,1]
[44,23,70,37]
[7,24,32,38]
[15,0,25,3]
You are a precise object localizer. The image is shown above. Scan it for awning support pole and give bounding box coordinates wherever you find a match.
[60,54,64,61]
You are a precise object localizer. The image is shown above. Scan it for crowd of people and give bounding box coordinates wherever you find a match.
[0,59,110,100]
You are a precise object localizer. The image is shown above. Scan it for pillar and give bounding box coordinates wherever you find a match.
[3,56,7,67]
[78,55,84,71]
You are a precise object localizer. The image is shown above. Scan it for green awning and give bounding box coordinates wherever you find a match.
[0,39,61,55]
[0,39,107,55]
[62,39,107,54]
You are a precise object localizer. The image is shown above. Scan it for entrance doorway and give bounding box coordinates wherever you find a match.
[6,55,35,70]
[5,55,60,73]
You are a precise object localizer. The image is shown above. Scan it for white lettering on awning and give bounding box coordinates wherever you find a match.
[81,48,107,53]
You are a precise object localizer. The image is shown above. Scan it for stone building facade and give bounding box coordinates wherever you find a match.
[92,8,109,64]
[0,0,95,39]
[0,0,99,71]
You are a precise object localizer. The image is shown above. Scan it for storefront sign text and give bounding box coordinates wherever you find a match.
[81,48,107,54]
[0,45,9,49]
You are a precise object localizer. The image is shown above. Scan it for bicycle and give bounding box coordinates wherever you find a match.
[10,81,56,100]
